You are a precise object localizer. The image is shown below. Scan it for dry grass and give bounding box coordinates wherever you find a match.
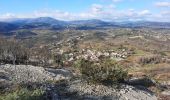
[128,63,170,82]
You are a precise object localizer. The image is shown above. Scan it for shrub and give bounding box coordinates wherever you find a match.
[0,88,44,100]
[137,55,162,65]
[73,59,82,68]
[77,59,128,85]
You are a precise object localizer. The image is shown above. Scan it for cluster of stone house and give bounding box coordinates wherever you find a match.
[57,49,131,63]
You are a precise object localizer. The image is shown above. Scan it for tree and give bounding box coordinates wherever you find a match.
[54,54,64,68]
[0,38,30,65]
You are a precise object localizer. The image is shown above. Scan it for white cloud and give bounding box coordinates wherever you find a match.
[138,10,151,16]
[33,10,74,20]
[161,11,170,15]
[91,4,103,13]
[107,4,116,9]
[155,2,170,7]
[112,0,122,3]
[0,4,170,22]
[0,13,16,19]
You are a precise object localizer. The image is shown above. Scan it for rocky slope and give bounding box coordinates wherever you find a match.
[0,64,72,84]
[0,64,158,100]
[66,80,157,100]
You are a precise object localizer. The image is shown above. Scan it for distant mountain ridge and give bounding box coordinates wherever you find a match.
[0,17,170,35]
[0,22,18,33]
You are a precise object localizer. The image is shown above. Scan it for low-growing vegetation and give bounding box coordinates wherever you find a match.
[76,59,128,85]
[0,88,44,100]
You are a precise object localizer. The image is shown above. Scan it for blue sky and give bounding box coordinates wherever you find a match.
[0,0,170,21]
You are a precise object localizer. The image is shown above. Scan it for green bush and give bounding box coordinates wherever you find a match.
[0,88,44,100]
[73,59,82,68]
[77,59,128,85]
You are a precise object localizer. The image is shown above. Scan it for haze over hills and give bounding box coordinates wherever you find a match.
[0,17,170,36]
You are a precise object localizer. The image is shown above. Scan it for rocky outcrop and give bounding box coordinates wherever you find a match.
[66,81,157,100]
[0,64,72,84]
[0,64,158,100]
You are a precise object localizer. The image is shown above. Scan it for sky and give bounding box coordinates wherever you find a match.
[0,0,170,22]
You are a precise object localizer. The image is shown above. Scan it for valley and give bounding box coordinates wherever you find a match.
[0,17,170,100]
